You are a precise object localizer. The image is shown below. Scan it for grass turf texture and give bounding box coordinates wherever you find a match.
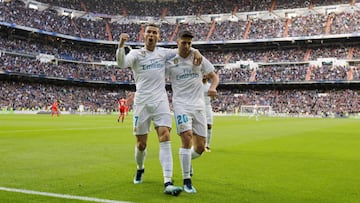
[0,114,359,203]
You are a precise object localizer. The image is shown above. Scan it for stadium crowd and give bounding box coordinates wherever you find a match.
[1,80,359,117]
[1,54,133,82]
[0,80,129,112]
[1,0,359,42]
[2,51,359,84]
[1,32,360,83]
[31,0,350,16]
[0,37,116,62]
[2,36,358,64]
[213,89,360,116]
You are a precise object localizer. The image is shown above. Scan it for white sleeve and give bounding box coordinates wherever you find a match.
[116,48,125,68]
[162,47,197,60]
[162,48,177,60]
[165,60,172,79]
[116,48,135,69]
[201,57,215,74]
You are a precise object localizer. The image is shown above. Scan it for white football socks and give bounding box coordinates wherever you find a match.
[160,141,173,183]
[206,128,212,148]
[135,146,146,170]
[179,148,192,179]
[191,146,201,159]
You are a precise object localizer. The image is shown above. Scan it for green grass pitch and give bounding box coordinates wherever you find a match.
[1,114,360,203]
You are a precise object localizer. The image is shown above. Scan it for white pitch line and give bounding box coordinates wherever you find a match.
[0,187,132,203]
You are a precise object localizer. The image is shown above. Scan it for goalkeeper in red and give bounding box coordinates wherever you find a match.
[166,30,219,193]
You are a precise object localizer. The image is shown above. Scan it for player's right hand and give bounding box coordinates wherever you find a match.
[119,33,130,48]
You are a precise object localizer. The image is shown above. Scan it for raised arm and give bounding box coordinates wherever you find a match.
[116,33,130,68]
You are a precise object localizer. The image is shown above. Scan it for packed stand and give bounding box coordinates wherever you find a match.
[212,89,360,116]
[2,0,359,42]
[307,47,350,61]
[0,80,126,112]
[2,34,360,83]
[309,64,348,81]
[1,80,359,116]
[0,53,134,83]
[217,67,253,83]
[0,37,116,62]
[254,64,308,82]
[33,0,352,16]
[1,1,79,36]
[330,10,360,35]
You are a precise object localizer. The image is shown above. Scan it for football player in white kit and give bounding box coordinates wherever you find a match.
[116,24,202,196]
[166,30,219,193]
[202,74,214,152]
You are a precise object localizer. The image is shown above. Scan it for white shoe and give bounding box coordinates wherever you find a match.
[164,182,182,196]
[184,184,197,193]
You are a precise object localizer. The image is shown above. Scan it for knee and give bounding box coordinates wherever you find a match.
[137,141,147,151]
[181,132,192,148]
[194,143,205,155]
[157,127,170,142]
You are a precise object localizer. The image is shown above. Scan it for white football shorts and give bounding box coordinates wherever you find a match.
[132,100,172,135]
[173,105,206,137]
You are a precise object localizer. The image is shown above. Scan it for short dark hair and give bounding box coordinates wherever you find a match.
[145,23,159,30]
[178,30,194,38]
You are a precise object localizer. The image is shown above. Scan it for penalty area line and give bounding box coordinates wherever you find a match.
[0,187,132,203]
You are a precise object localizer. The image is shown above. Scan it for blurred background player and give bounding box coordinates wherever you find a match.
[117,97,127,123]
[202,74,214,152]
[51,100,60,117]
[166,30,219,193]
[249,103,259,121]
[78,103,84,115]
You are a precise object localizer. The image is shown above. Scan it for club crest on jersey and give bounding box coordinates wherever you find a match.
[180,125,185,131]
[174,58,179,64]
[140,51,146,56]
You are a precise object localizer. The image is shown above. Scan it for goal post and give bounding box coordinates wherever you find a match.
[240,105,273,116]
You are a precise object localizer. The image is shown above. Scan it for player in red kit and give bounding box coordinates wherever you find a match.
[117,98,127,123]
[51,100,60,117]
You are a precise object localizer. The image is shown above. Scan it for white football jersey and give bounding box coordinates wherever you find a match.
[117,47,176,104]
[166,53,215,110]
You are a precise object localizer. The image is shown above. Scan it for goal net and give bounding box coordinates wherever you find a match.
[240,105,273,116]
